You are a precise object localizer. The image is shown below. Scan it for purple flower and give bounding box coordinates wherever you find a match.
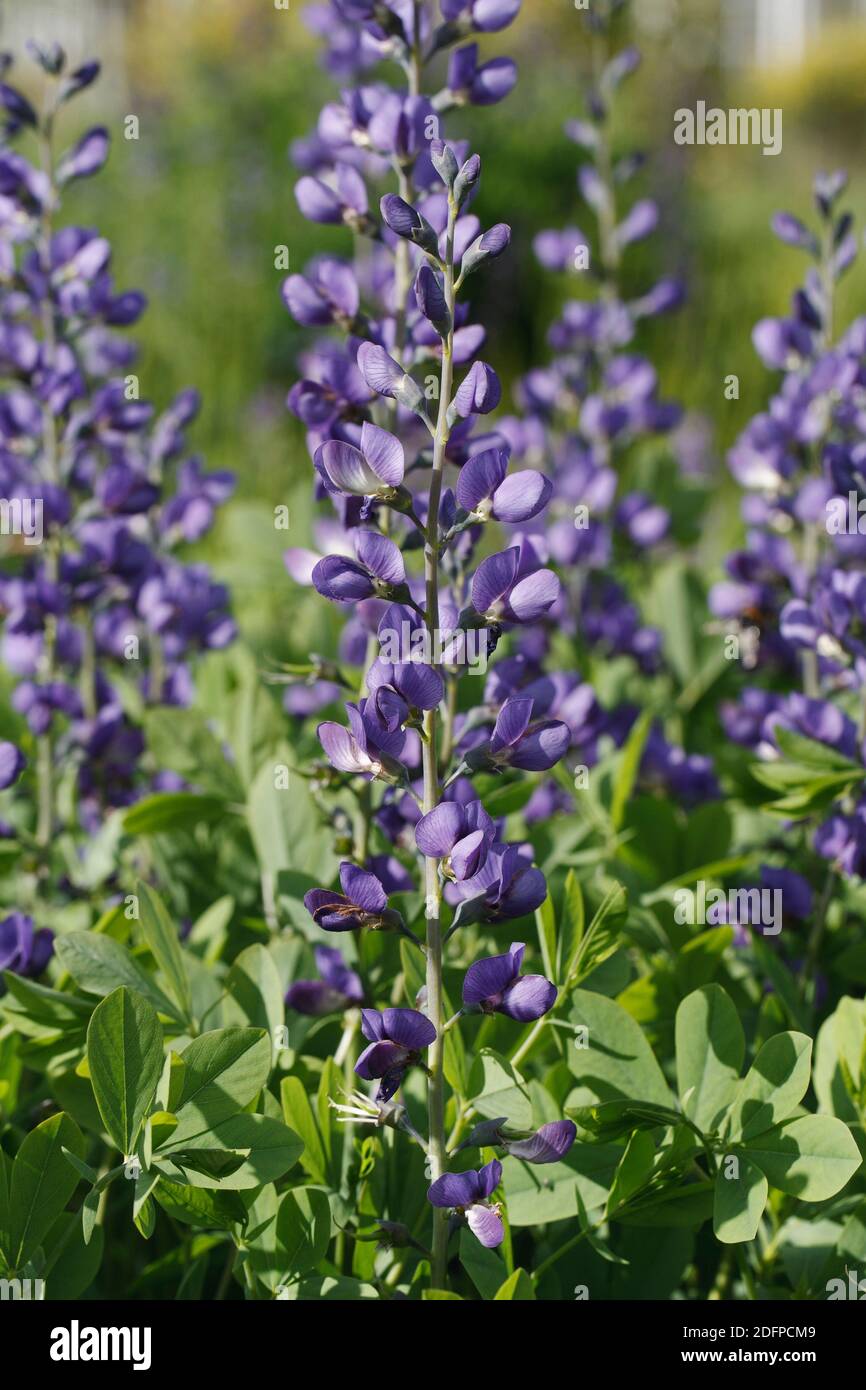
[447,44,517,107]
[427,1158,503,1248]
[446,842,547,922]
[453,361,501,418]
[315,423,405,498]
[356,341,425,412]
[441,0,521,31]
[286,945,363,1015]
[355,1007,437,1101]
[0,741,25,789]
[0,913,54,978]
[380,194,438,253]
[365,657,444,731]
[282,258,360,328]
[304,862,397,932]
[312,529,406,602]
[468,696,570,772]
[502,1120,576,1163]
[56,126,110,184]
[471,546,560,623]
[415,264,450,336]
[318,701,406,780]
[415,798,495,879]
[463,941,556,1021]
[456,447,552,523]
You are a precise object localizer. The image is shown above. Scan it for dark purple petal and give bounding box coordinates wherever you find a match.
[415,801,465,857]
[462,945,521,1005]
[427,1169,482,1208]
[471,546,519,615]
[477,1157,503,1198]
[491,696,533,749]
[381,1006,436,1049]
[0,740,25,789]
[355,1039,409,1080]
[339,862,387,912]
[505,1120,577,1164]
[355,530,406,586]
[450,829,489,881]
[492,470,553,523]
[454,361,501,417]
[507,720,571,771]
[499,974,557,1022]
[456,448,509,511]
[312,554,375,602]
[505,569,560,622]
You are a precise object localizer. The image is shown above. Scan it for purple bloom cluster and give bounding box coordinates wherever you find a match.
[488,17,718,813]
[281,0,583,1277]
[716,172,866,880]
[0,49,235,842]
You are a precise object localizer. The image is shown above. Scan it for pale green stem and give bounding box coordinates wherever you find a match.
[422,196,457,1292]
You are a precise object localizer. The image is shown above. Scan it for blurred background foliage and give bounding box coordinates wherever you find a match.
[3,0,866,660]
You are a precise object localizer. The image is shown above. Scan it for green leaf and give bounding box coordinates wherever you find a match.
[610,709,652,832]
[153,1177,246,1229]
[675,985,745,1133]
[566,989,673,1107]
[158,1112,303,1190]
[725,1032,812,1142]
[4,1112,84,1270]
[168,1028,272,1145]
[458,1225,505,1299]
[122,793,227,835]
[222,943,284,1041]
[143,707,244,799]
[502,1144,621,1226]
[468,1050,532,1128]
[87,987,164,1155]
[535,893,556,984]
[55,931,180,1020]
[137,881,193,1023]
[744,1114,862,1201]
[773,727,863,772]
[276,1187,332,1274]
[713,1157,768,1244]
[568,1099,681,1141]
[568,885,627,987]
[494,1267,535,1300]
[280,1077,328,1185]
[606,1130,656,1215]
[247,752,338,884]
[558,869,585,982]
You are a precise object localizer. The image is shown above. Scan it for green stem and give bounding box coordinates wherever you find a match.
[422,196,457,1293]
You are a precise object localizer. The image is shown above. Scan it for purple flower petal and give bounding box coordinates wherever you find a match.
[355,530,405,586]
[471,546,519,615]
[505,1120,577,1164]
[466,1203,504,1248]
[500,974,557,1022]
[456,448,509,512]
[427,1169,481,1208]
[462,945,521,1005]
[477,1156,503,1198]
[492,470,553,523]
[380,1006,437,1049]
[415,801,465,857]
[360,421,405,488]
[355,1039,409,1080]
[339,862,388,913]
[505,568,560,622]
[491,696,534,749]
